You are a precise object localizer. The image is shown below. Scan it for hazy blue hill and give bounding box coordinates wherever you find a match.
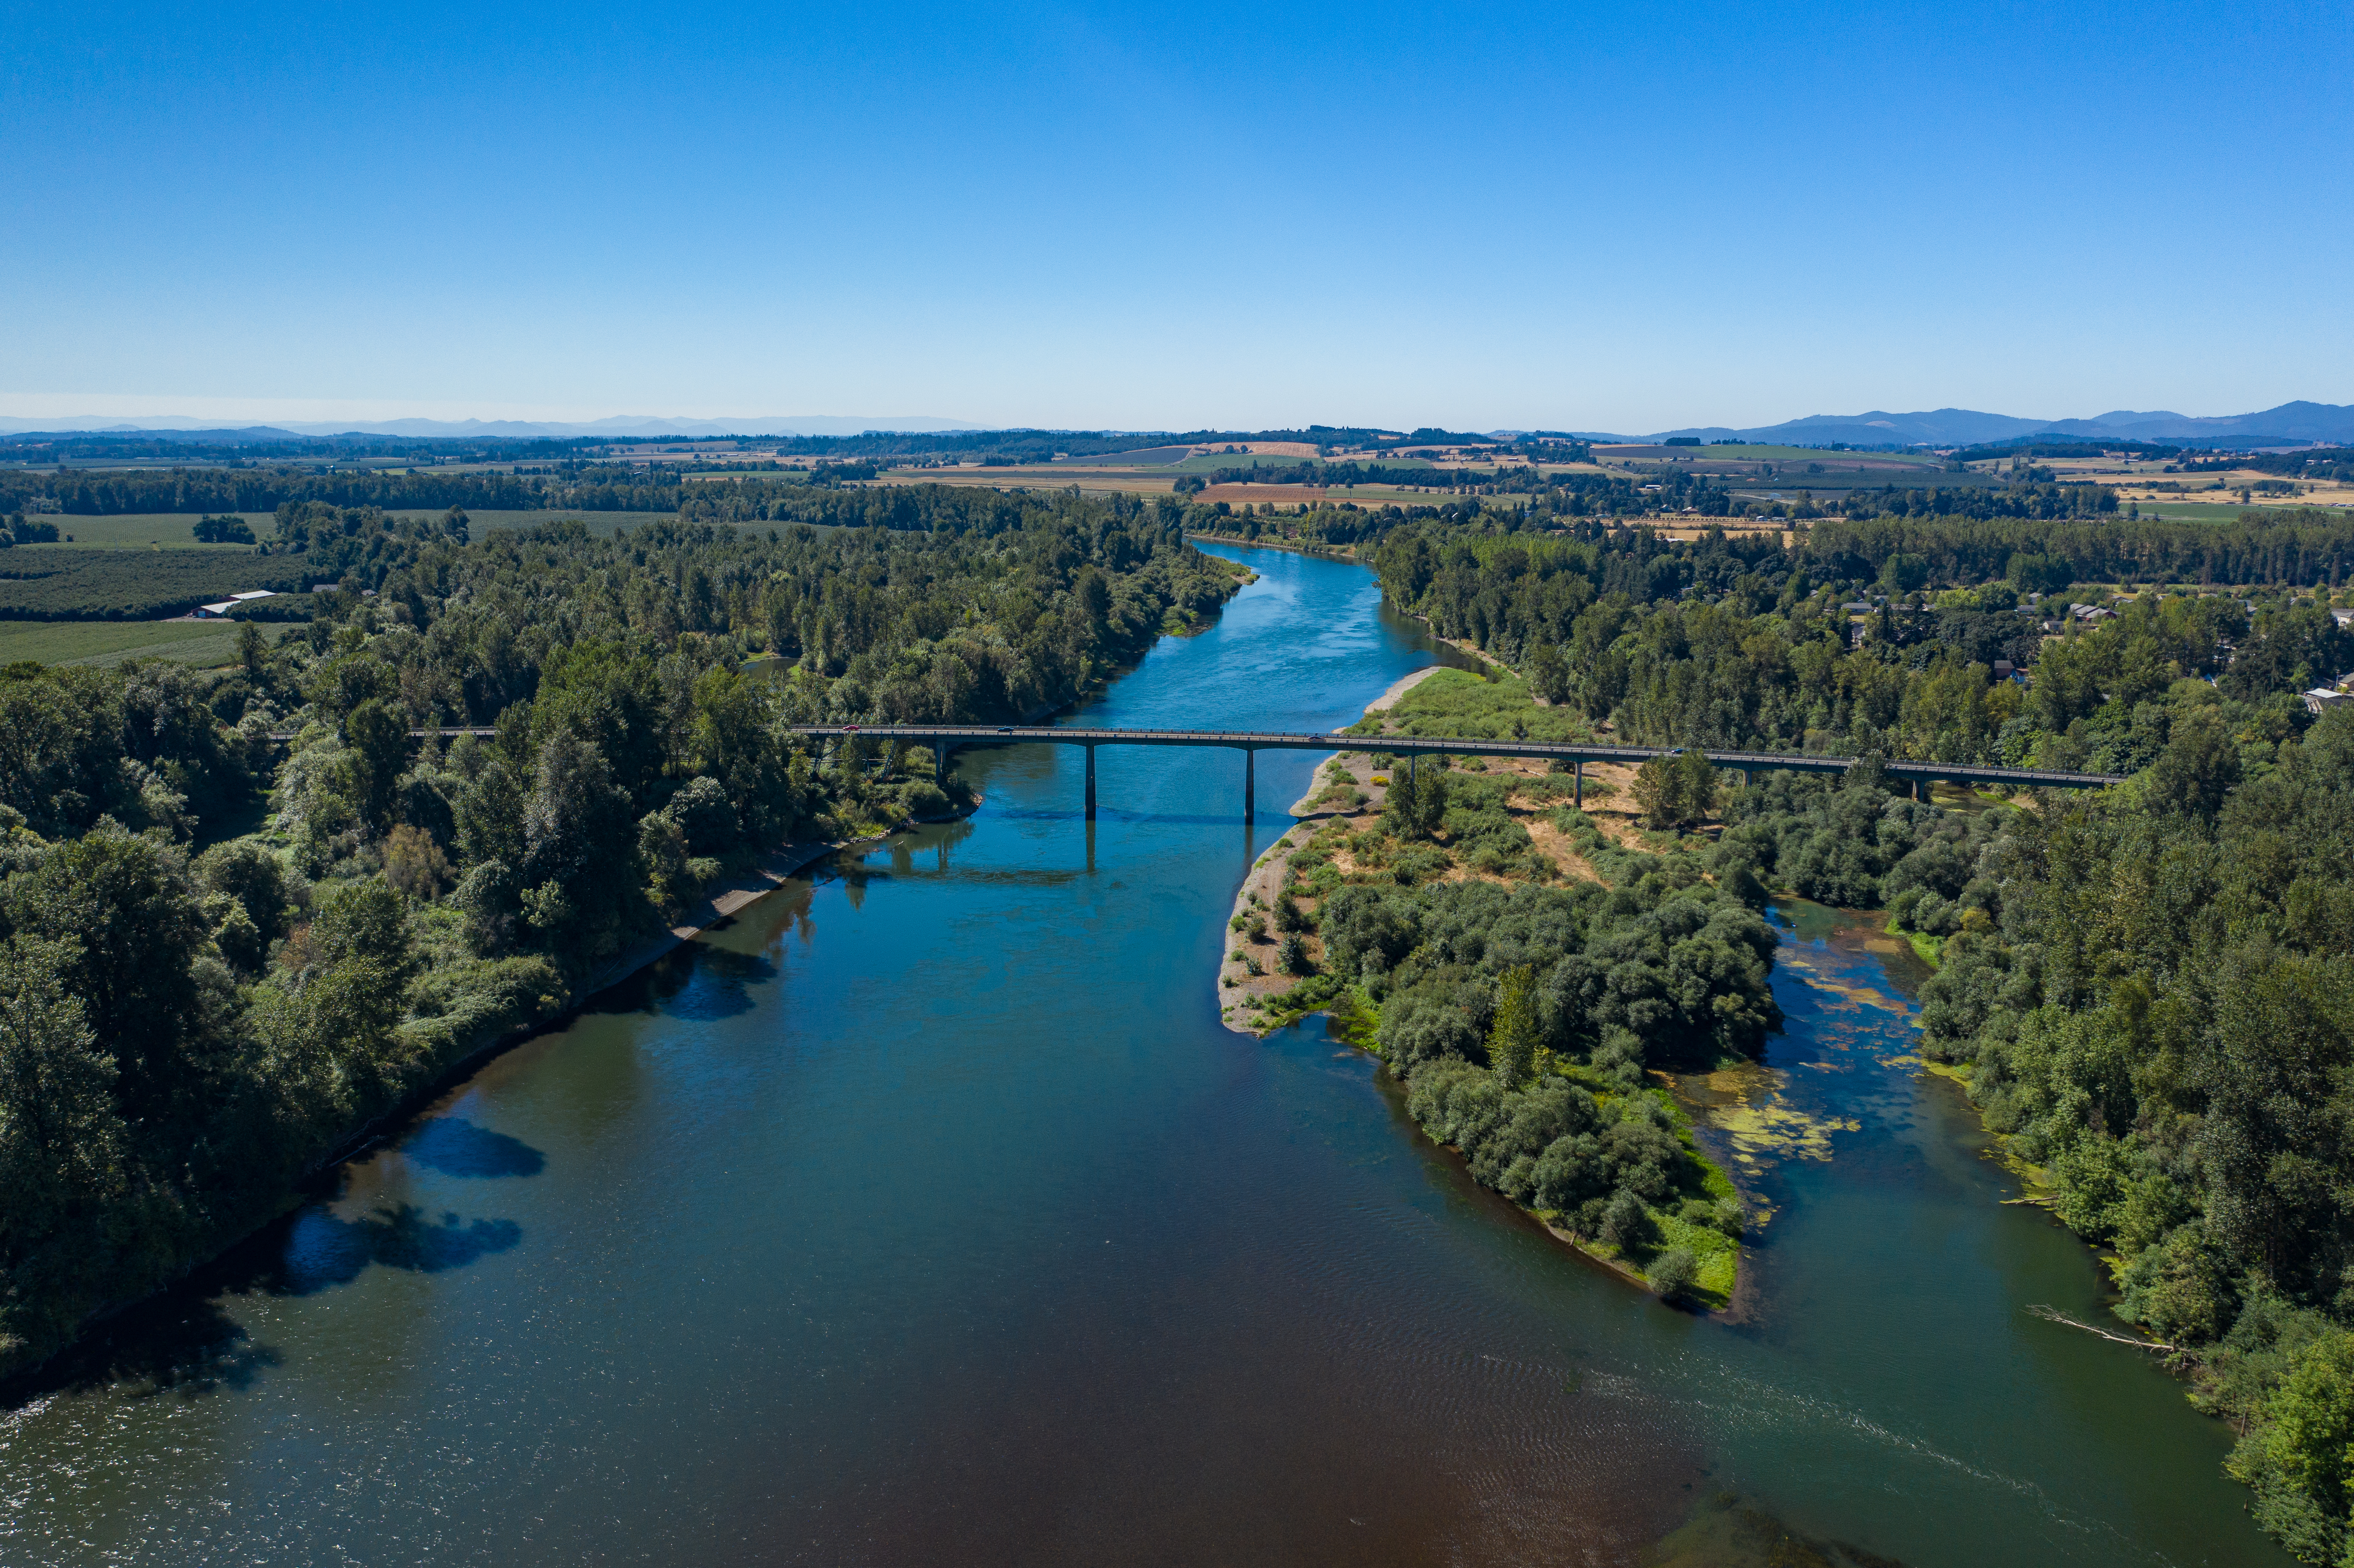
[1649,401,2354,448]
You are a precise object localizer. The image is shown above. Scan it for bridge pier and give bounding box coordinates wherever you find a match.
[1243,748,1255,821]
[1085,744,1097,820]
[1574,759,1583,809]
[934,739,947,785]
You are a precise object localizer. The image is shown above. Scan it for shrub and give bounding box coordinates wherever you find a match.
[1600,1189,1653,1252]
[1648,1246,1699,1300]
[383,823,452,901]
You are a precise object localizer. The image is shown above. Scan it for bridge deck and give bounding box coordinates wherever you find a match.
[260,723,2119,792]
[789,725,2122,790]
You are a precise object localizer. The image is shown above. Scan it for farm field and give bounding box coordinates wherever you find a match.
[2132,500,2354,520]
[5,513,273,548]
[1159,448,1423,473]
[869,467,1536,506]
[0,549,310,620]
[1199,482,1498,507]
[1048,445,1197,467]
[1596,443,1943,467]
[0,617,252,668]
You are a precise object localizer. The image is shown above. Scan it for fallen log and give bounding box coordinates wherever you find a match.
[2026,1304,2178,1353]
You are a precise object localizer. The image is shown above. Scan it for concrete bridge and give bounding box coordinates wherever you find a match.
[788,724,2125,820]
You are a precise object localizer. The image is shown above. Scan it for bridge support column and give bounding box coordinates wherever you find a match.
[934,739,947,786]
[1085,745,1097,820]
[1243,749,1255,822]
[1574,760,1583,809]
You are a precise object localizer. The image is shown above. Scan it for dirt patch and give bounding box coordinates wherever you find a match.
[1523,814,1602,884]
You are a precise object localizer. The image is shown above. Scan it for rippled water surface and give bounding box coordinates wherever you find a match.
[0,545,2292,1565]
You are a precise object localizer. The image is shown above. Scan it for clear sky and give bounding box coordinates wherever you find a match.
[3,0,2348,433]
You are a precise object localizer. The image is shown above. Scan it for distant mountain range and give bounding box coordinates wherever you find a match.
[0,414,978,439]
[2,401,2349,448]
[1628,401,2354,449]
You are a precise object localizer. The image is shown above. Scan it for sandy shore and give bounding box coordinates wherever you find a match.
[1210,671,1443,1034]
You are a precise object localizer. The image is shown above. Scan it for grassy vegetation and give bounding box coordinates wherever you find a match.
[0,618,255,667]
[1884,911,1945,967]
[1347,664,1591,744]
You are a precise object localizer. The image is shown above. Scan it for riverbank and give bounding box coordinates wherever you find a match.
[1214,666,1432,1034]
[8,817,932,1390]
[1183,530,1360,561]
[583,833,884,995]
[1211,663,1747,1311]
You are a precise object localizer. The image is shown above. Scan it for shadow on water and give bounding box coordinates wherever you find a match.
[3,1300,285,1406]
[276,1202,523,1291]
[399,1117,546,1179]
[3,1201,522,1408]
[583,934,782,1019]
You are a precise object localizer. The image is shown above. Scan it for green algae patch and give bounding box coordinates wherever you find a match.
[1680,1060,1859,1169]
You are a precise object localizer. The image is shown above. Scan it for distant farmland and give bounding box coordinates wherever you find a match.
[6,513,275,548]
[12,508,679,549]
[0,549,310,620]
[1049,446,1196,467]
[0,617,254,667]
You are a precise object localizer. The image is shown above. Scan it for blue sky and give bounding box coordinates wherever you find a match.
[2,0,2348,432]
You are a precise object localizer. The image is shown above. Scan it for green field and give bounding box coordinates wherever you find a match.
[2133,501,2354,523]
[1165,451,1322,473]
[7,513,274,548]
[1673,443,1940,464]
[0,618,253,668]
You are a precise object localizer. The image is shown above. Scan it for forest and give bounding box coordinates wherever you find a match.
[0,487,1239,1381]
[1305,498,2354,1564]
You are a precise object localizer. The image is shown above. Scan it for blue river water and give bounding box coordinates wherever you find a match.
[0,542,2292,1565]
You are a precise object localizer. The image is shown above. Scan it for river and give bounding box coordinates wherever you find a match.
[0,543,2293,1566]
